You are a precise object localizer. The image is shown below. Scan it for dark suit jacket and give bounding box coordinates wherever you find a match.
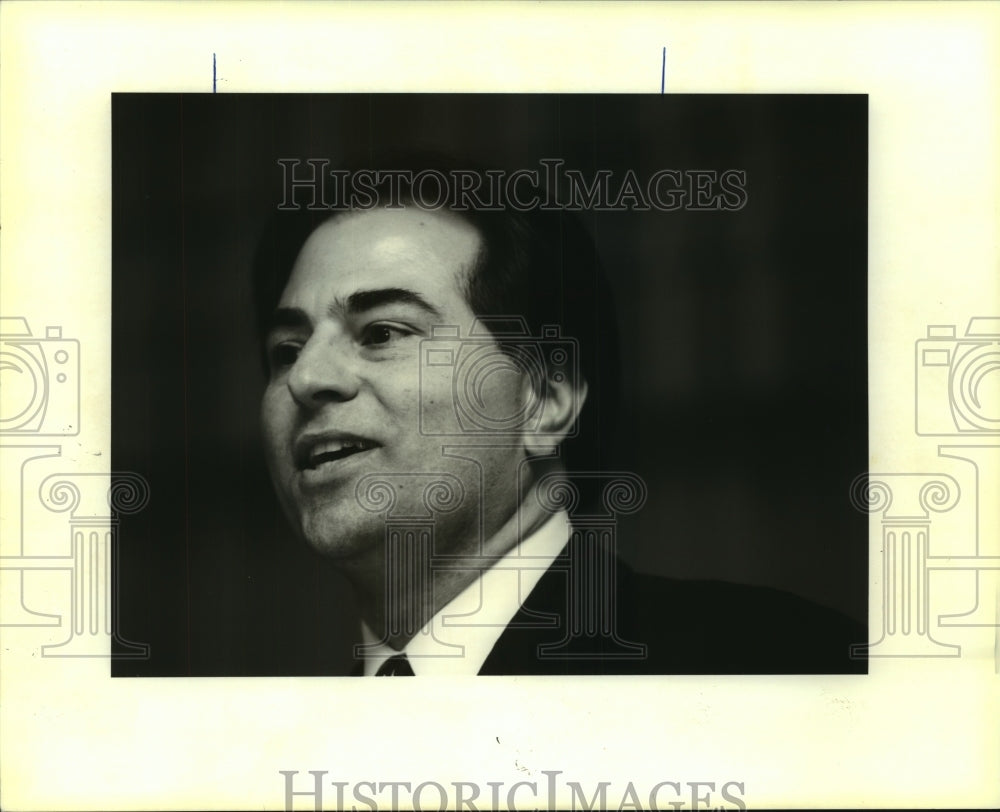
[477,538,867,676]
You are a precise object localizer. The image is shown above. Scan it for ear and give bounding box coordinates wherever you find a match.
[521,372,588,456]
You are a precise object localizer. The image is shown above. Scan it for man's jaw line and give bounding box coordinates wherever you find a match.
[279,433,569,648]
[348,471,564,651]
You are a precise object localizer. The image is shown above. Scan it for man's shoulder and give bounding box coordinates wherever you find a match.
[627,569,868,674]
[479,551,867,676]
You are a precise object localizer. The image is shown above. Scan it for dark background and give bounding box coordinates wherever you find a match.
[112,94,867,676]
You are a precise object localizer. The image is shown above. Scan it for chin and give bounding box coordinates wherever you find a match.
[298,507,387,562]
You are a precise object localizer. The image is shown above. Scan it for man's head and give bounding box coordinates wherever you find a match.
[255,165,619,561]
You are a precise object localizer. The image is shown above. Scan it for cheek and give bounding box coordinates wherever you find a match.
[479,367,528,414]
[406,364,532,439]
[405,367,453,433]
[462,365,532,433]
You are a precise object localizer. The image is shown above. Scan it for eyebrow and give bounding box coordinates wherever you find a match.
[265,287,443,336]
[338,287,443,319]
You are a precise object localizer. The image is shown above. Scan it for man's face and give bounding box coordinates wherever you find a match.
[260,207,530,560]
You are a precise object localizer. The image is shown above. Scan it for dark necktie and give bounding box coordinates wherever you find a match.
[375,653,414,676]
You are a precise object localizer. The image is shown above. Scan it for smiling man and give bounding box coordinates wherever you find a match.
[260,204,588,672]
[253,163,867,676]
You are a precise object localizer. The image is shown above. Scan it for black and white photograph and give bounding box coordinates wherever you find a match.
[111,93,868,678]
[3,3,998,811]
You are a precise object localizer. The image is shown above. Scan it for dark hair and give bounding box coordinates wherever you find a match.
[253,157,621,486]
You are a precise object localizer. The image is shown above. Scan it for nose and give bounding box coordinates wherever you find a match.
[286,334,360,407]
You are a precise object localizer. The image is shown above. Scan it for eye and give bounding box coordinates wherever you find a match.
[360,323,411,347]
[268,342,301,370]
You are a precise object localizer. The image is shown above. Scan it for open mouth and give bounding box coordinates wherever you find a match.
[297,436,378,471]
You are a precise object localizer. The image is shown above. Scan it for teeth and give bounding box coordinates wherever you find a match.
[306,438,372,468]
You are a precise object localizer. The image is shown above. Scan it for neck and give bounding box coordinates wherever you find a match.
[346,473,559,651]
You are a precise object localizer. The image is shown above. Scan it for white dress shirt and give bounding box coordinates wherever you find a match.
[359,510,571,675]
